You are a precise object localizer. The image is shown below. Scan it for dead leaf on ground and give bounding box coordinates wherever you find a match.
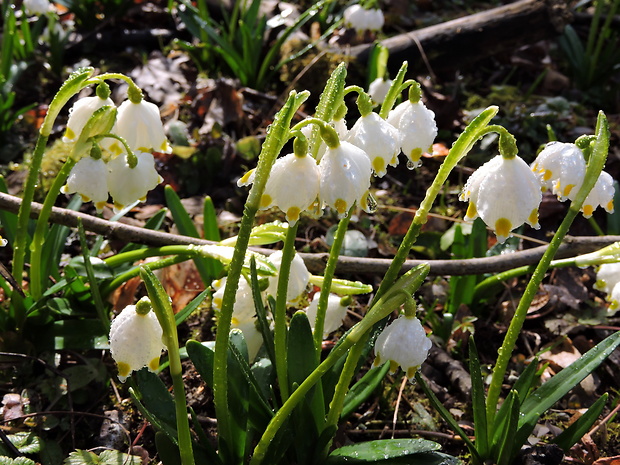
[539,337,596,397]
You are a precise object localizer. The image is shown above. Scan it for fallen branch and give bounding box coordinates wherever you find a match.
[0,192,617,276]
[347,0,573,74]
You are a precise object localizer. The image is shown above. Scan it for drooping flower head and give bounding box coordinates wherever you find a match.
[305,294,350,338]
[343,5,384,32]
[460,154,542,242]
[105,99,171,156]
[319,140,373,217]
[63,94,116,143]
[240,151,320,225]
[106,151,163,212]
[387,95,437,168]
[61,157,109,211]
[347,111,401,177]
[266,250,310,305]
[374,315,432,380]
[368,78,393,105]
[581,170,615,218]
[595,262,620,294]
[109,298,166,382]
[531,142,586,200]
[212,277,266,361]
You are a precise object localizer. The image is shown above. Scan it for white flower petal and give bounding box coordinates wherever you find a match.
[319,141,372,217]
[266,250,310,304]
[62,157,109,211]
[63,96,116,143]
[347,112,401,177]
[582,171,615,218]
[305,294,348,338]
[114,100,171,154]
[374,316,431,379]
[107,151,162,211]
[109,305,165,382]
[387,100,437,167]
[461,155,542,242]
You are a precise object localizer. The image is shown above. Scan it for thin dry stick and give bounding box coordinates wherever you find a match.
[392,375,408,439]
[1,192,619,276]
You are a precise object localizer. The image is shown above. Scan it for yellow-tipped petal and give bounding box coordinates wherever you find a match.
[117,362,131,379]
[410,147,423,162]
[149,357,160,371]
[528,209,539,226]
[335,198,348,215]
[260,194,272,208]
[465,202,477,220]
[286,206,301,224]
[495,217,512,239]
[583,204,594,217]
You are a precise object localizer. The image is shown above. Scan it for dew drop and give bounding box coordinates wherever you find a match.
[406,159,417,170]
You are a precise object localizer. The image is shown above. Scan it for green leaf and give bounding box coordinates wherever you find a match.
[512,357,541,405]
[174,288,209,326]
[203,196,223,277]
[118,207,168,254]
[415,372,481,463]
[341,362,390,419]
[132,370,178,436]
[469,338,489,458]
[495,390,520,465]
[516,330,620,446]
[552,393,608,452]
[155,432,182,465]
[165,185,213,284]
[186,340,215,387]
[0,458,36,465]
[2,432,41,455]
[97,450,142,465]
[326,438,441,464]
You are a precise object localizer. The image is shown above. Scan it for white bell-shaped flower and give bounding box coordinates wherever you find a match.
[305,294,349,338]
[607,282,620,315]
[107,100,171,155]
[531,142,586,200]
[23,0,51,15]
[582,170,615,218]
[368,78,393,105]
[63,95,115,143]
[374,315,431,380]
[109,300,166,382]
[595,262,620,293]
[319,141,373,217]
[301,119,348,162]
[347,112,401,177]
[266,250,310,305]
[460,155,542,243]
[212,277,266,361]
[107,151,163,212]
[259,153,320,224]
[61,157,109,211]
[343,5,384,32]
[387,100,437,168]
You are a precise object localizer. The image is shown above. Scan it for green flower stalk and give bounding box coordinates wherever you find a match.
[140,268,195,465]
[12,68,95,288]
[212,90,308,461]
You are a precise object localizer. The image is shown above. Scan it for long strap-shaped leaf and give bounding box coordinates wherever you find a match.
[516,330,620,446]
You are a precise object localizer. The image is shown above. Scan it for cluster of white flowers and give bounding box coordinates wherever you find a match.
[343,4,384,32]
[239,85,438,223]
[460,140,615,242]
[61,91,170,212]
[109,297,166,382]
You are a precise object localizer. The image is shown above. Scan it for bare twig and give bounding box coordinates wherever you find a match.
[1,192,619,277]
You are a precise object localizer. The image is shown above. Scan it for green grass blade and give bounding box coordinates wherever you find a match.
[341,362,390,419]
[469,338,489,458]
[552,393,607,452]
[164,185,213,285]
[516,331,620,446]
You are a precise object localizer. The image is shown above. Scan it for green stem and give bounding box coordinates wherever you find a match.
[101,254,194,298]
[485,111,609,429]
[104,245,202,268]
[274,221,299,402]
[141,268,195,465]
[313,208,352,349]
[213,91,307,460]
[251,264,430,465]
[374,106,499,303]
[12,134,49,288]
[13,67,94,294]
[29,157,76,300]
[485,207,578,428]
